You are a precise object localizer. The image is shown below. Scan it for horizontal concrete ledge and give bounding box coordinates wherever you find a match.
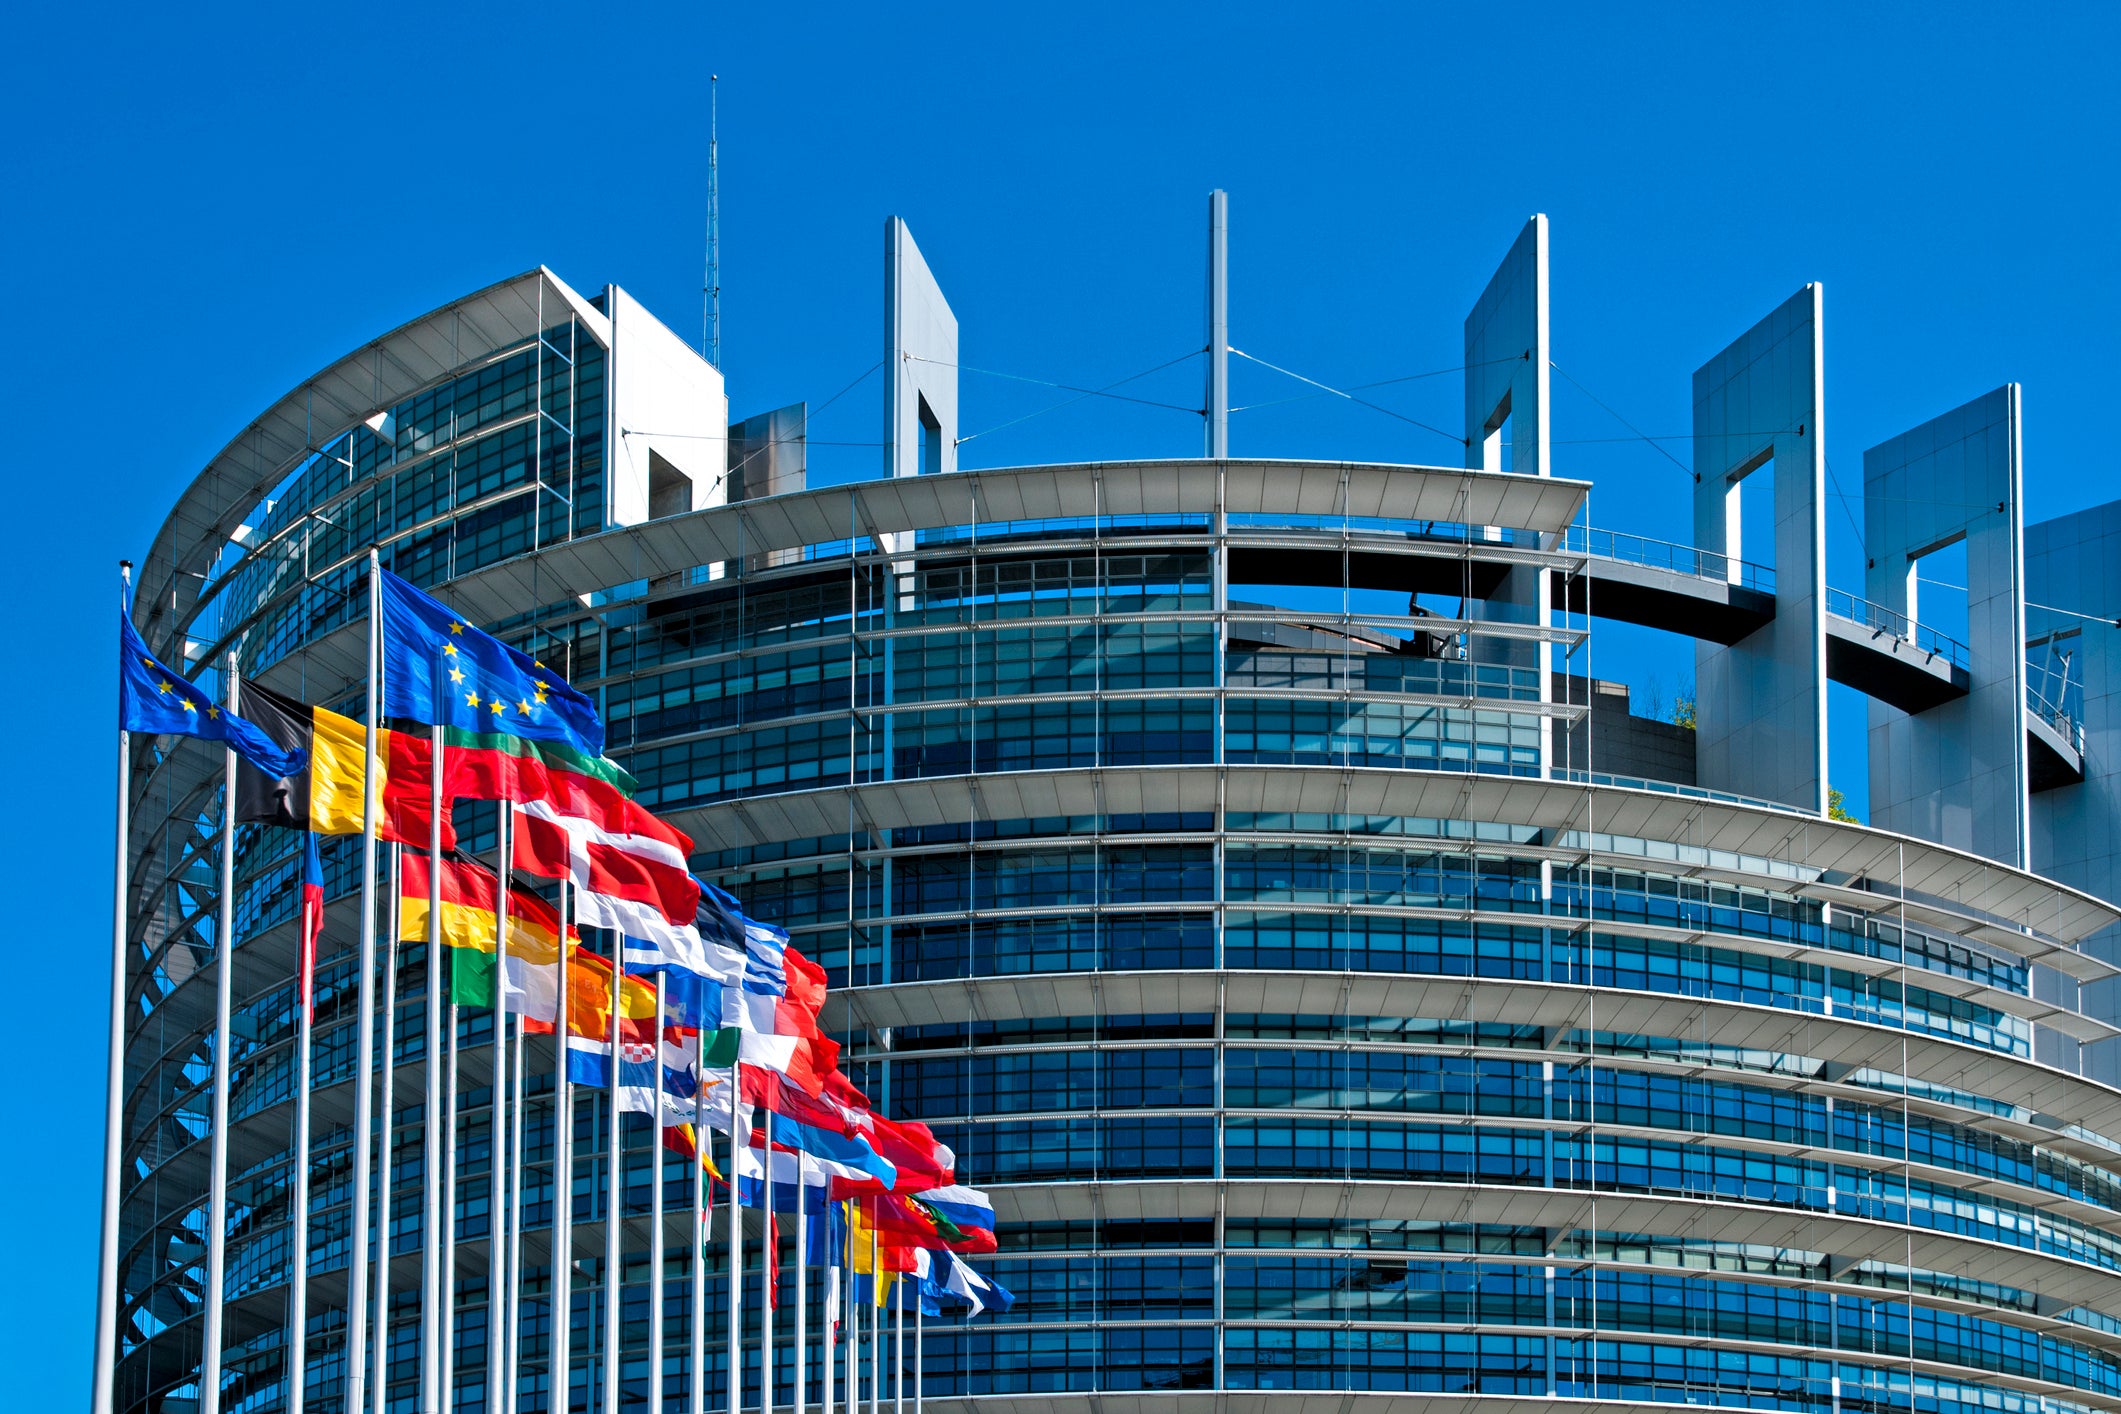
[835,968,2121,1144]
[664,765,2119,944]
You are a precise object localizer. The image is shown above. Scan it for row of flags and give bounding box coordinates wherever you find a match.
[117,563,1012,1317]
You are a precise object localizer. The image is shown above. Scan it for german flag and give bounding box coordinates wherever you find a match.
[398,850,565,1019]
[233,683,451,848]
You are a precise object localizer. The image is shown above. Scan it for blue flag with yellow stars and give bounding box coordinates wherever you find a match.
[118,581,308,777]
[377,566,605,756]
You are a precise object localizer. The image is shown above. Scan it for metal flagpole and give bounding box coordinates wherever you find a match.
[488,809,513,1414]
[726,1061,744,1414]
[819,1239,837,1414]
[649,972,667,1414]
[687,1027,706,1414]
[865,1229,873,1414]
[602,935,622,1414]
[288,831,315,1414]
[912,1296,920,1414]
[504,1008,527,1414]
[552,878,573,1414]
[891,1265,902,1414]
[200,655,242,1414]
[373,845,404,1411]
[840,1235,854,1414]
[792,1160,806,1414]
[422,715,444,1414]
[440,990,460,1414]
[94,561,134,1414]
[761,1107,774,1414]
[347,548,385,1414]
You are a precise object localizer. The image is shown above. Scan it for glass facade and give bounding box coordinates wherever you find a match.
[115,281,2121,1414]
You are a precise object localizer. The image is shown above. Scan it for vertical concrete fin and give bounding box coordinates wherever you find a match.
[1867,386,2028,866]
[605,284,729,528]
[1692,284,1828,814]
[1462,216,1554,773]
[884,217,959,480]
[1463,214,1550,476]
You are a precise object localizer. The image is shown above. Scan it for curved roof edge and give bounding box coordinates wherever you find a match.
[137,266,609,654]
[663,764,2121,945]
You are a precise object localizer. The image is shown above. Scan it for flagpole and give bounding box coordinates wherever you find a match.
[726,1061,743,1414]
[841,1228,854,1414]
[649,971,667,1414]
[867,1227,879,1414]
[911,1296,920,1414]
[792,1162,806,1414]
[819,1244,836,1414]
[348,548,384,1414]
[488,809,513,1414]
[200,655,242,1414]
[891,1264,902,1414]
[94,562,135,1414]
[288,831,315,1414]
[552,878,573,1414]
[505,1006,527,1414]
[373,844,404,1411]
[440,991,460,1414]
[422,716,445,1414]
[688,1026,705,1414]
[602,935,622,1414]
[761,1106,774,1414]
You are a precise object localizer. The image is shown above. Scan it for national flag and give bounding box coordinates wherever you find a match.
[235,682,453,848]
[298,833,325,1024]
[825,1109,955,1197]
[118,583,306,778]
[663,1121,724,1180]
[511,799,699,925]
[913,1185,997,1254]
[738,1029,840,1098]
[378,567,604,756]
[436,726,643,827]
[556,947,722,1113]
[398,851,564,1021]
[935,1249,1013,1317]
[739,1067,894,1187]
[864,1192,945,1246]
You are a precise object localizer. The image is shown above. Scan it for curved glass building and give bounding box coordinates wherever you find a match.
[112,220,2121,1414]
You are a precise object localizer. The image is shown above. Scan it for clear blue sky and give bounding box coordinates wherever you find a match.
[7,2,2119,1403]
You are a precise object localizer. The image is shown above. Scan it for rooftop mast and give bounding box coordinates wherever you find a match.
[704,74,720,367]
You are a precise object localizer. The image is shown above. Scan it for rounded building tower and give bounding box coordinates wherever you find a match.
[111,241,2121,1414]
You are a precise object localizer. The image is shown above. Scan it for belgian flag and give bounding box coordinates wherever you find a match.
[234,682,452,848]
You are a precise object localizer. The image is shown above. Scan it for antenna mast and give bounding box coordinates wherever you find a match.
[704,74,721,367]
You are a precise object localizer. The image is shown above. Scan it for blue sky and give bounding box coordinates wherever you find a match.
[7,1,2120,1401]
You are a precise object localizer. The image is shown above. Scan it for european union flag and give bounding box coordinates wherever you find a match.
[117,582,307,777]
[377,567,604,756]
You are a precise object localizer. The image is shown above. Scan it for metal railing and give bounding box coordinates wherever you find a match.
[1823,587,1970,672]
[1564,526,1776,595]
[2026,654,2085,754]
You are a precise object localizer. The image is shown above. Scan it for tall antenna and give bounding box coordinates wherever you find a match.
[704,74,721,367]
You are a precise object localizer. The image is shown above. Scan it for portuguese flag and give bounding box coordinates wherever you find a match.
[398,850,566,1019]
[235,682,452,848]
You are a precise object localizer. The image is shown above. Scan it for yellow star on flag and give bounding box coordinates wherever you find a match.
[448,666,465,684]
[517,699,532,715]
[207,706,221,719]
[179,698,197,713]
[157,680,174,695]
[488,699,504,717]
[450,621,464,634]
[465,691,480,708]
[442,642,457,658]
